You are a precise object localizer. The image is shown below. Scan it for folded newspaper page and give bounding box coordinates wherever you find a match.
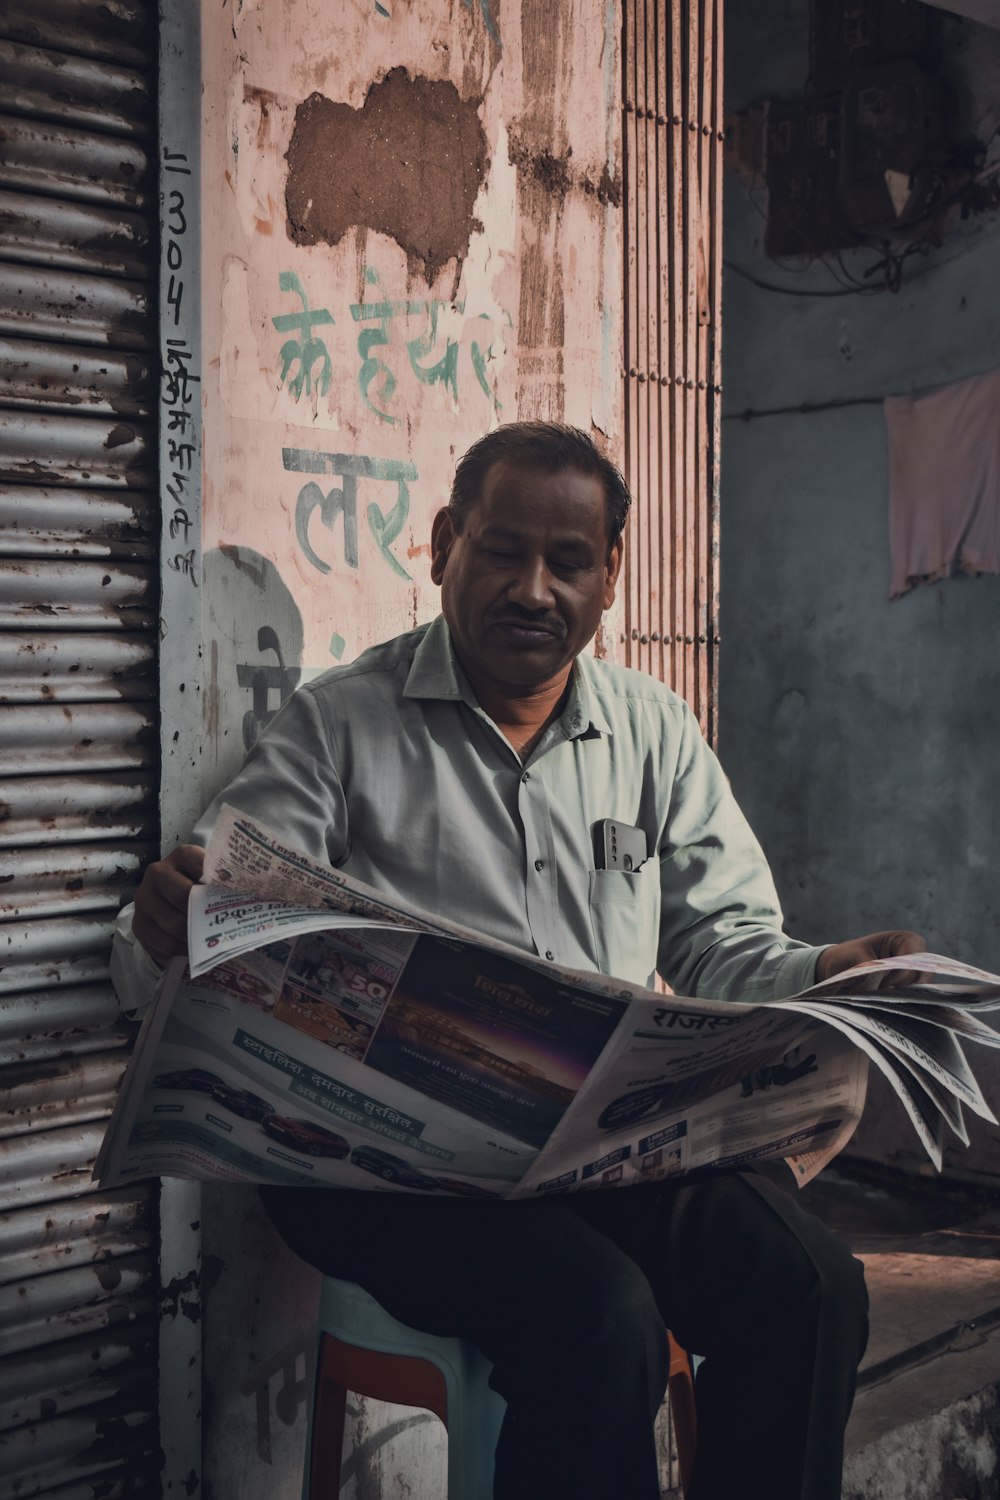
[95,807,1000,1196]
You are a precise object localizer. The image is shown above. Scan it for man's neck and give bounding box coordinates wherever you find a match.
[465,669,572,758]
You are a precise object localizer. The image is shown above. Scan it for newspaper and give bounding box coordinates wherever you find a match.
[96,807,1000,1197]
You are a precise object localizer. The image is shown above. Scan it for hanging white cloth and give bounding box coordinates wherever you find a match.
[885,367,1000,599]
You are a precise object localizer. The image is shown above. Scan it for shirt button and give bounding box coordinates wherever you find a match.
[545,950,554,961]
[534,858,544,871]
[521,772,530,784]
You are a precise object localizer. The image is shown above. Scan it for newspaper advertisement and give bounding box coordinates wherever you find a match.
[95,808,1000,1197]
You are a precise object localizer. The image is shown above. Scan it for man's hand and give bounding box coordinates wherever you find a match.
[815,929,926,990]
[132,844,205,962]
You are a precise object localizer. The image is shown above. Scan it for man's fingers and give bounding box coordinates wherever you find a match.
[816,929,927,989]
[881,931,925,958]
[132,844,205,960]
[169,844,206,882]
[872,931,926,991]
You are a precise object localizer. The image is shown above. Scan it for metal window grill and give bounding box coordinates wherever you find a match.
[622,0,723,745]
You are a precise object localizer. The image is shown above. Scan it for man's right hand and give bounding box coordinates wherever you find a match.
[132,844,205,962]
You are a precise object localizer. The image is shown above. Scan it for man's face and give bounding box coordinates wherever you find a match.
[430,461,623,700]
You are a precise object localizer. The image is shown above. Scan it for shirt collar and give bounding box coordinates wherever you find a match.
[404,615,613,740]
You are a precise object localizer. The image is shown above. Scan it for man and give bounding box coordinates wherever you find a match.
[115,421,922,1500]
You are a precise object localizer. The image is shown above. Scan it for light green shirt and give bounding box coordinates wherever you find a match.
[181,616,822,1002]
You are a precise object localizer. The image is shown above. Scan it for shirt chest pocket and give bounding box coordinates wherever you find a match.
[588,864,661,986]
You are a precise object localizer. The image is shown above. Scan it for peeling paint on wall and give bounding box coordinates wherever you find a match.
[284,69,489,284]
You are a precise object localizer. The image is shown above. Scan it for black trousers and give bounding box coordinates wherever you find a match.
[262,1170,868,1500]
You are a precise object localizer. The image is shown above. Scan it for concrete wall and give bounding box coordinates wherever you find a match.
[719,4,1000,1181]
[186,4,625,1495]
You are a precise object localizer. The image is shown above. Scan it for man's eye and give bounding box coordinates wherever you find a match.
[486,549,517,561]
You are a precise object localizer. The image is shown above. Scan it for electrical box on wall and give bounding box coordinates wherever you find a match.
[725,0,985,271]
[840,57,944,229]
[763,97,857,256]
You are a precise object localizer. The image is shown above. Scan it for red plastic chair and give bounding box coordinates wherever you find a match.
[304,1278,698,1498]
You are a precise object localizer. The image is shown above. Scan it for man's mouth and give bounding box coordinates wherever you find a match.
[490,617,564,646]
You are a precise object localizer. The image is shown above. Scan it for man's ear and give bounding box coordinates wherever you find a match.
[603,535,624,610]
[430,507,457,585]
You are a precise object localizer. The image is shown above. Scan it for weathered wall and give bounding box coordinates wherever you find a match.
[719,4,1000,1180]
[199,0,624,804]
[190,3,624,1495]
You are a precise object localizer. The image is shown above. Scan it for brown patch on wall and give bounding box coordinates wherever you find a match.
[507,135,622,207]
[284,69,488,284]
[512,0,564,418]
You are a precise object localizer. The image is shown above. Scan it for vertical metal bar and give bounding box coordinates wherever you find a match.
[669,1,684,700]
[623,0,640,660]
[707,0,723,746]
[640,0,657,679]
[635,0,649,673]
[621,0,720,733]
[695,0,712,731]
[683,0,700,713]
[654,0,669,687]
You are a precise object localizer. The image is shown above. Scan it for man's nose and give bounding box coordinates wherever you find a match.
[508,557,555,610]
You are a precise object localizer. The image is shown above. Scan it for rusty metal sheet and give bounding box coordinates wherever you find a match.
[0,559,155,629]
[0,113,152,209]
[0,1119,109,1210]
[1,1250,152,1345]
[1,1051,129,1140]
[0,702,155,774]
[0,1401,157,1499]
[0,1471,158,1500]
[0,983,133,1064]
[0,408,154,488]
[0,38,151,139]
[0,1319,153,1424]
[0,8,159,1490]
[0,188,151,277]
[0,841,155,921]
[0,0,152,67]
[0,336,154,416]
[1,1051,128,1141]
[0,1190,153,1279]
[0,483,156,557]
[0,633,155,703]
[0,263,151,349]
[0,771,154,846]
[0,917,114,997]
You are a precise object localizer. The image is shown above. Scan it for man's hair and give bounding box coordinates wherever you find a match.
[449,421,632,551]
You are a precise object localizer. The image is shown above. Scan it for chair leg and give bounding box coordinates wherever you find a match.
[307,1368,349,1500]
[667,1331,697,1498]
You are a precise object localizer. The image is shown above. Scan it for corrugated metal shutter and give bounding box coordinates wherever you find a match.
[622,0,723,745]
[0,3,160,1496]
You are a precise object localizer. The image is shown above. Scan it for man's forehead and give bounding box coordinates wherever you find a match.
[471,461,605,522]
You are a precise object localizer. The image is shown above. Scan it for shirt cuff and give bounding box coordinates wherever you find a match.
[771,942,830,999]
[110,903,167,1018]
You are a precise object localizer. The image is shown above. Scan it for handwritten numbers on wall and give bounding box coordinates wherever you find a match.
[161,147,201,586]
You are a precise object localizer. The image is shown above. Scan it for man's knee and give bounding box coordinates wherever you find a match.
[744,1194,869,1369]
[667,1172,867,1354]
[492,1249,670,1398]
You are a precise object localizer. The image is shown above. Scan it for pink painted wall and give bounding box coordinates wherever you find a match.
[193,5,626,1494]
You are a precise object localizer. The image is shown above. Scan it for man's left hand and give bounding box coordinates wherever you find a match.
[815,930,926,990]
